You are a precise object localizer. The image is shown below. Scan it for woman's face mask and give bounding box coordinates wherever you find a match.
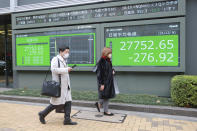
[108,53,112,59]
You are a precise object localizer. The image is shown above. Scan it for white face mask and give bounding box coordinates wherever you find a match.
[63,53,69,59]
[108,54,112,59]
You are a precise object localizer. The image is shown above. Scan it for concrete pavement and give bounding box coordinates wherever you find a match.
[0,95,197,117]
[0,100,197,131]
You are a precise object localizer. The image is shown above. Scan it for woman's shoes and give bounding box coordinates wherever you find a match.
[104,112,114,116]
[95,102,113,116]
[95,102,100,112]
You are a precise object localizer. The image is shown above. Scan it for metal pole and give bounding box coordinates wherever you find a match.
[4,19,9,87]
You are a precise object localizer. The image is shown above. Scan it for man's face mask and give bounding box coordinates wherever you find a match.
[63,53,69,59]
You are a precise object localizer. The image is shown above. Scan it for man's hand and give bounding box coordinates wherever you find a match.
[68,67,72,72]
[100,85,104,91]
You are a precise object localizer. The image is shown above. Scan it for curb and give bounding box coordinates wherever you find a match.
[0,95,197,117]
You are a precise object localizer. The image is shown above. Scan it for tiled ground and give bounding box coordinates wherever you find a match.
[0,102,197,131]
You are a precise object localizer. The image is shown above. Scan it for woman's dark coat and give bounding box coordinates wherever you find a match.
[96,57,115,99]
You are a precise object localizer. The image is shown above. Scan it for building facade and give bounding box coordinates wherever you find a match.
[0,0,197,97]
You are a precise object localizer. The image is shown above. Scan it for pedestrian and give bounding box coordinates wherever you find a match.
[95,47,116,116]
[38,46,77,125]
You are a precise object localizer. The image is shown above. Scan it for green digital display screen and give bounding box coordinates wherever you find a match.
[16,29,96,66]
[105,23,180,67]
[16,36,50,66]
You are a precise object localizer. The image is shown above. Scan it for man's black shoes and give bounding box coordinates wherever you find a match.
[38,112,46,124]
[63,120,77,125]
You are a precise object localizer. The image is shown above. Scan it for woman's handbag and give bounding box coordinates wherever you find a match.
[113,76,119,94]
[41,58,61,98]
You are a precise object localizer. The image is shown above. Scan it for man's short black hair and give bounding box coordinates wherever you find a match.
[59,46,70,52]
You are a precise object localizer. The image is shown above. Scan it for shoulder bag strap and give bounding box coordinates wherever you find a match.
[57,58,61,84]
[44,66,50,81]
[44,57,61,83]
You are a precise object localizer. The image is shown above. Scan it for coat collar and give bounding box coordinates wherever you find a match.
[101,56,111,64]
[57,55,64,62]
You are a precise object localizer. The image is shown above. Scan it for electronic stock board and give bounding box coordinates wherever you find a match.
[13,0,185,71]
[15,28,96,67]
[103,18,185,71]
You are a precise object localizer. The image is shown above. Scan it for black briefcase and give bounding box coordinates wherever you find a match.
[41,58,61,98]
[41,80,61,97]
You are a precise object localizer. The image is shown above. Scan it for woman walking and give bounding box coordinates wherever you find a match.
[38,46,77,125]
[95,47,116,116]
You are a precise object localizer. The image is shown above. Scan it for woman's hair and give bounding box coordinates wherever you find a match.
[59,46,69,52]
[102,47,112,57]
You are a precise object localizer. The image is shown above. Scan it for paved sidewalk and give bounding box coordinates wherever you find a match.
[0,101,197,131]
[1,95,197,117]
